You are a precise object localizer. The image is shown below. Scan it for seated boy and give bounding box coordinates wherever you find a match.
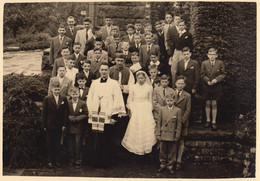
[67,87,88,168]
[42,80,68,169]
[48,65,72,98]
[201,48,226,131]
[155,93,182,174]
[65,58,78,85]
[146,51,165,76]
[174,75,191,170]
[153,74,175,120]
[75,60,96,88]
[70,42,86,72]
[87,38,108,62]
[148,64,160,88]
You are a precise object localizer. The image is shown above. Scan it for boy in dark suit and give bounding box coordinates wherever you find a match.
[42,80,68,169]
[129,52,143,82]
[174,75,191,170]
[108,33,121,66]
[120,41,132,67]
[75,60,96,88]
[67,87,88,168]
[89,48,107,77]
[65,16,78,45]
[148,64,161,88]
[134,19,144,34]
[153,75,175,121]
[139,32,160,68]
[146,51,165,76]
[201,48,226,131]
[70,42,86,72]
[156,93,182,174]
[129,33,143,53]
[49,24,72,65]
[122,24,135,46]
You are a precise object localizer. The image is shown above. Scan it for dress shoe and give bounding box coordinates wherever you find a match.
[47,162,54,169]
[54,162,61,168]
[211,123,217,131]
[205,122,210,128]
[168,169,174,174]
[175,162,181,170]
[157,167,165,173]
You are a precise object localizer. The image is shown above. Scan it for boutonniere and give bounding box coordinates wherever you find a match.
[185,36,188,39]
[158,71,161,75]
[190,67,194,69]
[80,60,83,64]
[66,42,69,45]
[61,101,64,105]
[173,116,177,119]
[79,109,82,113]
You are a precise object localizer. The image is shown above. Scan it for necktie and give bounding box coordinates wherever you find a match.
[86,30,88,41]
[163,89,165,97]
[148,45,151,54]
[60,37,63,45]
[211,61,214,66]
[177,91,181,101]
[71,28,73,34]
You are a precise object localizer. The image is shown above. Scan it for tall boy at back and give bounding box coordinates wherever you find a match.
[201,48,226,131]
[42,80,68,169]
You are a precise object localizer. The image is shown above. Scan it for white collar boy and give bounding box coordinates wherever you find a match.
[150,61,160,66]
[72,99,78,111]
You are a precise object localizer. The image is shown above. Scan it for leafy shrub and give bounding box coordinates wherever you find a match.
[3,73,50,168]
[18,33,50,50]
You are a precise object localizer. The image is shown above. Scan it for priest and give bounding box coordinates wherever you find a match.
[86,62,126,167]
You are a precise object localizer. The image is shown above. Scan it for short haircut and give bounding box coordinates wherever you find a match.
[150,51,159,57]
[114,50,125,59]
[135,19,142,24]
[76,72,87,80]
[51,80,60,88]
[67,16,74,20]
[61,46,70,51]
[111,26,118,30]
[178,19,185,24]
[57,65,65,70]
[148,64,158,71]
[121,41,129,45]
[67,58,75,62]
[83,17,92,23]
[208,48,218,54]
[94,37,102,42]
[165,93,175,100]
[182,47,190,52]
[73,42,81,46]
[100,62,109,67]
[131,51,139,57]
[113,33,121,38]
[126,24,135,30]
[105,16,112,19]
[175,75,187,83]
[174,13,181,18]
[160,74,169,81]
[134,33,141,38]
[144,23,152,28]
[165,12,173,17]
[58,24,65,29]
[155,21,161,26]
[82,59,91,65]
[160,20,166,24]
[70,87,79,94]
[144,32,153,37]
[93,47,102,52]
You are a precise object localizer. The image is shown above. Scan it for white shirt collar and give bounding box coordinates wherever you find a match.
[150,61,160,66]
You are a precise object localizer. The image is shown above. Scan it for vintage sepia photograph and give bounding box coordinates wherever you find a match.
[2,1,256,179]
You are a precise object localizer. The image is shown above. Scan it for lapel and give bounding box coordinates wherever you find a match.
[56,95,63,109]
[159,87,165,99]
[54,37,61,51]
[176,91,186,104]
[50,94,57,107]
[185,60,193,71]
[162,107,178,128]
[74,101,80,113]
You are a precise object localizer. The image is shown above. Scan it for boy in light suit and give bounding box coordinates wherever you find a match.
[67,87,88,168]
[156,93,182,174]
[65,16,78,45]
[42,80,68,169]
[153,75,175,121]
[87,38,108,62]
[49,24,72,65]
[122,24,135,46]
[100,17,113,41]
[48,66,72,98]
[174,75,191,170]
[201,48,226,131]
[52,47,71,77]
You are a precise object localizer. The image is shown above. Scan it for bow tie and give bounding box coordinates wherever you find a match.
[100,78,108,83]
[79,87,84,90]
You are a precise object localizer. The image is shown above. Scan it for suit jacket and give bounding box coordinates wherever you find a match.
[87,50,108,62]
[129,43,142,53]
[122,35,135,46]
[176,59,200,93]
[140,33,158,45]
[74,71,96,88]
[104,35,115,48]
[156,31,168,64]
[52,57,67,77]
[139,44,160,68]
[70,53,86,72]
[89,58,108,77]
[78,86,89,101]
[174,90,191,127]
[145,61,166,75]
[49,36,72,64]
[65,26,78,44]
[48,76,72,98]
[121,51,132,68]
[153,86,175,120]
[75,28,94,55]
[108,43,120,65]
[201,59,226,93]
[100,25,112,41]
[155,106,182,141]
[42,94,68,130]
[166,25,179,55]
[176,31,193,52]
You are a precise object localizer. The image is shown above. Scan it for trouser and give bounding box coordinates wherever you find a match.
[46,129,62,163]
[159,141,177,170]
[68,133,82,164]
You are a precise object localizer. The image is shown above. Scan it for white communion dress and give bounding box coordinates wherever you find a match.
[121,82,157,155]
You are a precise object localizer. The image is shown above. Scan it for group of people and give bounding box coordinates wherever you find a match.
[42,12,226,174]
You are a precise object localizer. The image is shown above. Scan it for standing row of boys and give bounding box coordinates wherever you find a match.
[43,12,226,173]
